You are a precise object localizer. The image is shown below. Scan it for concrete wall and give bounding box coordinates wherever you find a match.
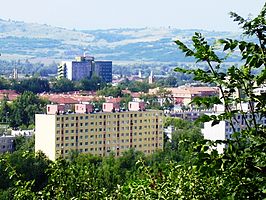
[35,114,56,160]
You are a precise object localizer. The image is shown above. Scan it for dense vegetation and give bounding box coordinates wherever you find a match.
[0,92,48,129]
[0,74,185,95]
[0,119,202,199]
[0,75,106,93]
[0,5,266,199]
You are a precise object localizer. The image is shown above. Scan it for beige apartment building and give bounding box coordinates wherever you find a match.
[35,102,164,160]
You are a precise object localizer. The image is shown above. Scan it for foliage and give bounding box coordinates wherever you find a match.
[1,5,266,199]
[9,91,48,128]
[156,75,179,87]
[120,94,133,109]
[79,75,106,91]
[140,94,161,109]
[13,135,35,152]
[11,77,50,94]
[120,80,151,93]
[50,77,76,93]
[0,95,11,123]
[97,85,122,97]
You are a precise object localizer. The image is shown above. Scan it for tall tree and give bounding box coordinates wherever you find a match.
[9,91,47,128]
[14,77,50,93]
[51,78,75,93]
[0,95,11,123]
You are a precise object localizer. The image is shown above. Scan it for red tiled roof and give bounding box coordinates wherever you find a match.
[131,92,141,98]
[0,90,18,95]
[106,97,122,103]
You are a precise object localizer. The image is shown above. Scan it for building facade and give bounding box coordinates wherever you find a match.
[58,56,93,81]
[58,56,112,82]
[94,61,112,83]
[0,135,15,153]
[35,102,164,160]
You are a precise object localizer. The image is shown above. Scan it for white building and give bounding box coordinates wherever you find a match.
[164,125,175,141]
[11,129,34,137]
[202,104,265,153]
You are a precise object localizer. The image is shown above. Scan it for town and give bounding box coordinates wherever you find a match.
[0,55,220,157]
[0,1,265,199]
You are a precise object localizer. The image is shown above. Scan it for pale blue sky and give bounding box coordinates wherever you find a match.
[0,0,265,31]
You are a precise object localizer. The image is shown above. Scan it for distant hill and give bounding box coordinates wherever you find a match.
[0,18,241,63]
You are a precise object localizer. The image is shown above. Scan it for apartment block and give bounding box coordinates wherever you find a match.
[58,56,112,82]
[94,61,112,83]
[35,102,164,160]
[58,56,93,81]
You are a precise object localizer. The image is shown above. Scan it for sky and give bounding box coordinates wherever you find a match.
[0,0,265,31]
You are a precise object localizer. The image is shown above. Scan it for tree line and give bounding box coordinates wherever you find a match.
[0,75,105,94]
[0,92,48,129]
